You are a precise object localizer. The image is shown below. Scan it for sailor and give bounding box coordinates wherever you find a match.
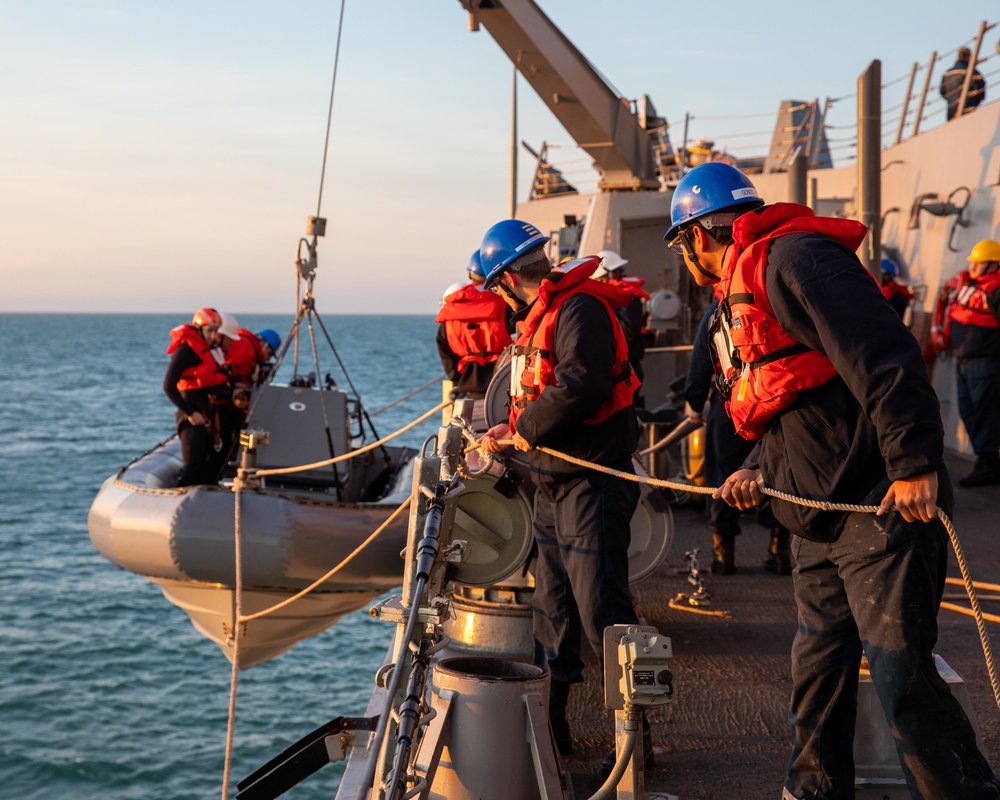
[163,307,230,487]
[435,250,512,399]
[946,239,1000,487]
[475,220,652,771]
[877,256,914,320]
[592,249,649,406]
[940,46,986,120]
[664,162,999,799]
[226,327,282,389]
[211,312,248,478]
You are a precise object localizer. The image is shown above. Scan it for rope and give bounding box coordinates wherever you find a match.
[255,400,449,477]
[218,488,408,799]
[947,577,1000,593]
[667,597,733,618]
[941,603,1000,625]
[239,496,411,623]
[475,439,1000,711]
[369,374,447,417]
[220,482,247,800]
[217,397,444,796]
[314,0,347,220]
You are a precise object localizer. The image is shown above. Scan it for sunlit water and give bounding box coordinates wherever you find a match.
[0,313,443,799]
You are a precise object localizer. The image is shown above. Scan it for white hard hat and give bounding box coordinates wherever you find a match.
[441,282,467,305]
[218,312,240,341]
[594,249,628,279]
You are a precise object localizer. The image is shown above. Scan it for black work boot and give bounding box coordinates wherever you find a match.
[959,455,1000,488]
[711,533,735,575]
[548,679,573,756]
[599,715,654,780]
[763,527,792,575]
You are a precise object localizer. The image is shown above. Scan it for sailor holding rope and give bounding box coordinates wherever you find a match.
[665,162,999,799]
[476,218,654,773]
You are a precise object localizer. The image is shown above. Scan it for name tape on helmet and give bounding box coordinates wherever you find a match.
[515,223,544,252]
[731,187,758,200]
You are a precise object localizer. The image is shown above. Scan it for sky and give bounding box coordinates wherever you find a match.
[1,1,992,316]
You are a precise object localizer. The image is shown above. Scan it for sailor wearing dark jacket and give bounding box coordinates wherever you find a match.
[476,219,647,764]
[163,307,231,487]
[948,239,1000,486]
[940,46,986,120]
[664,163,999,800]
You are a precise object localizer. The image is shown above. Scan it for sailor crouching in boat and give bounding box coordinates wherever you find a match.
[476,219,654,774]
[199,311,261,475]
[435,249,512,400]
[163,307,233,487]
[665,162,1000,799]
[225,326,281,395]
[219,323,282,465]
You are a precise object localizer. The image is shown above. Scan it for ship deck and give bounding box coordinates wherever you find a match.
[562,451,1000,799]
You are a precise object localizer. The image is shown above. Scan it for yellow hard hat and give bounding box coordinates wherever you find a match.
[968,239,1000,263]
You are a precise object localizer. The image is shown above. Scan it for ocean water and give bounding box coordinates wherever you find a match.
[0,313,445,800]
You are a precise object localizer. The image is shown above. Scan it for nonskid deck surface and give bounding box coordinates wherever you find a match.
[561,451,1000,799]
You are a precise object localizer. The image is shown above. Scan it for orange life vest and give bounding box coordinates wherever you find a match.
[508,257,638,431]
[929,272,966,352]
[226,328,266,384]
[166,324,228,391]
[880,280,913,304]
[947,271,1000,329]
[714,203,868,440]
[434,284,511,373]
[608,275,652,301]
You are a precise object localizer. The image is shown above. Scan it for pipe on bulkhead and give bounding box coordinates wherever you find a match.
[857,60,881,272]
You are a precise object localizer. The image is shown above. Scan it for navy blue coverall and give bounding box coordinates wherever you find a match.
[511,292,640,685]
[743,232,998,800]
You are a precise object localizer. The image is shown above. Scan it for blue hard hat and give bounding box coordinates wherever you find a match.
[468,250,486,281]
[257,329,281,353]
[880,257,897,276]
[663,163,764,243]
[479,219,549,288]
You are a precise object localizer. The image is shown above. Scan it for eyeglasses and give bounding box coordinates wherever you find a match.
[667,227,694,257]
[487,273,506,294]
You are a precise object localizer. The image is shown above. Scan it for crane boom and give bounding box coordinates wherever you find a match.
[461,0,660,191]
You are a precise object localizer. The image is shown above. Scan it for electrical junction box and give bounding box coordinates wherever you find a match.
[603,624,674,709]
